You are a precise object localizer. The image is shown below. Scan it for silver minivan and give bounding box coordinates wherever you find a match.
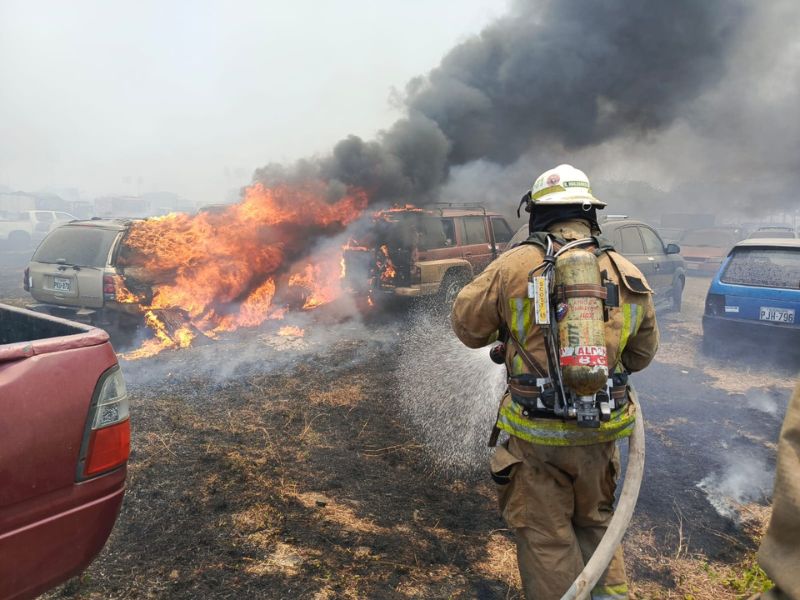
[25,219,142,329]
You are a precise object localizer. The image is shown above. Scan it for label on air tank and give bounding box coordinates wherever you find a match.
[559,345,608,367]
[531,276,550,324]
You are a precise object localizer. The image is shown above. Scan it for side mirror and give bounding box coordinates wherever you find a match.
[666,243,681,255]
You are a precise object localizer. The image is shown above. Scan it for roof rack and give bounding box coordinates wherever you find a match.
[431,202,488,215]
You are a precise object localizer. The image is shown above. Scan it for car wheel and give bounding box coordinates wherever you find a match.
[440,271,470,307]
[669,277,684,313]
[7,231,30,251]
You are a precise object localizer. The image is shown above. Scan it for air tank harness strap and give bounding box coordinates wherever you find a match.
[555,283,608,302]
[488,332,548,447]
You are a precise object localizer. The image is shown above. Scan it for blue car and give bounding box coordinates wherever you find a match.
[703,238,800,349]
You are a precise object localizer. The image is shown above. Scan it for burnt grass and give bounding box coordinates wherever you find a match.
[34,281,783,600]
[50,335,523,599]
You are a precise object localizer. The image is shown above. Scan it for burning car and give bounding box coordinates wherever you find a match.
[703,238,800,349]
[25,219,144,333]
[25,184,368,357]
[343,205,515,305]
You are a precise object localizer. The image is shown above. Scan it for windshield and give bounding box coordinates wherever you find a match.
[680,229,736,247]
[721,247,800,289]
[33,226,120,267]
[508,225,528,247]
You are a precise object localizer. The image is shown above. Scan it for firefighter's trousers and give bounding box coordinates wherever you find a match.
[491,436,628,600]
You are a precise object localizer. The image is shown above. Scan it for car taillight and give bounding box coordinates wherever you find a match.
[705,293,725,316]
[77,366,130,480]
[23,267,30,292]
[103,274,116,300]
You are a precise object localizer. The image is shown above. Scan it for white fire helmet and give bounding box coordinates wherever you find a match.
[529,164,606,208]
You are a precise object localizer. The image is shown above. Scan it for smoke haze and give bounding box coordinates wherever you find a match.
[255,0,800,218]
[3,1,798,216]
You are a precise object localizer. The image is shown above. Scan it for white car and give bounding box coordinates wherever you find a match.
[0,210,77,249]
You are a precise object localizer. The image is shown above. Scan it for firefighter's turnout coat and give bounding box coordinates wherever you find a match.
[451,219,659,600]
[451,219,659,446]
[757,381,800,600]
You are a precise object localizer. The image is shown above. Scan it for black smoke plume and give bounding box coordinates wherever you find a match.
[254,0,748,207]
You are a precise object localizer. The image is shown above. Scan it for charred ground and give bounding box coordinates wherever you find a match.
[0,249,794,599]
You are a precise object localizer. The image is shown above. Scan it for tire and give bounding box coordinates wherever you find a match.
[439,271,470,307]
[669,277,684,313]
[7,231,30,251]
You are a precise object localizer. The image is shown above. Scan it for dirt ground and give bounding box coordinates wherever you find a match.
[2,254,794,600]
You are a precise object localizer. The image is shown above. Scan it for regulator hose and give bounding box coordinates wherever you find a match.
[560,393,646,600]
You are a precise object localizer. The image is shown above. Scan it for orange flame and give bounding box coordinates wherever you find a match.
[117,182,367,357]
[277,325,305,337]
[378,244,396,282]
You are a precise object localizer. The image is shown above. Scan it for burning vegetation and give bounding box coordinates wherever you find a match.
[116,183,367,357]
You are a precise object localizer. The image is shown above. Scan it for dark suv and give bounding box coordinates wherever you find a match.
[509,217,685,311]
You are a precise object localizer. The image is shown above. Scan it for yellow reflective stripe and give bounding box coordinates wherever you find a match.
[531,184,566,200]
[497,402,635,446]
[512,355,524,375]
[532,181,591,200]
[508,298,533,376]
[618,303,633,356]
[591,583,629,600]
[617,302,646,370]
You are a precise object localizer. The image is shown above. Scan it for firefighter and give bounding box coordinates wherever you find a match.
[749,381,800,600]
[451,164,659,600]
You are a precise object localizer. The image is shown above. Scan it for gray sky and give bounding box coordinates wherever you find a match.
[0,0,506,203]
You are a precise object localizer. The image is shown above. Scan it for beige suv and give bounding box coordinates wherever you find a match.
[343,205,515,304]
[24,219,141,330]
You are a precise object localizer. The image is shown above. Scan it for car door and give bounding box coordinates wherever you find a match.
[639,225,673,295]
[617,225,658,293]
[490,216,514,253]
[458,216,494,272]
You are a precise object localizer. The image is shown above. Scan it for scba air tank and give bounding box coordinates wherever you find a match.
[554,247,608,396]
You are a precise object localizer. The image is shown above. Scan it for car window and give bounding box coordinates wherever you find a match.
[491,218,513,243]
[640,227,665,254]
[34,212,54,222]
[463,216,488,244]
[440,218,456,246]
[417,216,448,250]
[508,225,528,247]
[0,210,25,221]
[55,212,74,220]
[721,247,800,289]
[619,227,644,254]
[32,227,120,268]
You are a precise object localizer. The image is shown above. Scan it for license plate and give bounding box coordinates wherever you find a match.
[53,277,71,292]
[759,307,794,323]
[687,263,699,270]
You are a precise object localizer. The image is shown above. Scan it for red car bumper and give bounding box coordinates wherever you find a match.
[0,469,125,600]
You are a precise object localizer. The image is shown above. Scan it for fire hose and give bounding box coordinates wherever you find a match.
[560,393,646,600]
